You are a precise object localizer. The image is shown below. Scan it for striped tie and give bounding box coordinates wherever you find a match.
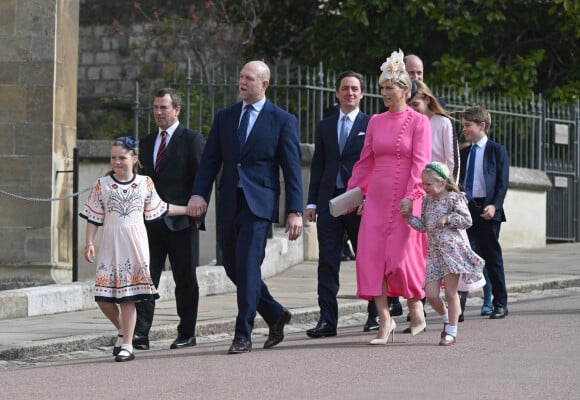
[155,131,167,172]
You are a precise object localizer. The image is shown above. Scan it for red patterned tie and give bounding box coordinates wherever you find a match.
[155,131,167,172]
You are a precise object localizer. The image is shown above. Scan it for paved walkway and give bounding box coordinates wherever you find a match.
[1,243,579,360]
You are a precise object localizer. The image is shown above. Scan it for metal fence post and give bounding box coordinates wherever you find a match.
[72,147,79,282]
[133,82,140,140]
[185,57,191,128]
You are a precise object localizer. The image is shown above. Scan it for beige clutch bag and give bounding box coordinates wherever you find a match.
[329,187,363,217]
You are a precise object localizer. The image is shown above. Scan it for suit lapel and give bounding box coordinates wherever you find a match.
[345,114,365,149]
[325,115,340,156]
[140,134,155,173]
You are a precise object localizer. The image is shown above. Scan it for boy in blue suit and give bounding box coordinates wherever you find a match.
[459,106,509,319]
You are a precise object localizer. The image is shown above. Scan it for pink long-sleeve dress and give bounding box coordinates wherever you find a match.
[347,107,432,300]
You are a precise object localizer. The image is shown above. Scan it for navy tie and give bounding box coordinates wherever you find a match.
[238,105,252,151]
[465,144,477,200]
[338,115,349,154]
[336,115,349,188]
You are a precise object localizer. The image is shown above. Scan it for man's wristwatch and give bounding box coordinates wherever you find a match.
[288,210,303,217]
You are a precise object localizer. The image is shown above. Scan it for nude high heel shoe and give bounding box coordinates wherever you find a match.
[410,300,426,336]
[369,319,396,345]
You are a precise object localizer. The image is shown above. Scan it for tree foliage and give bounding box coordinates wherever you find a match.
[249,0,579,102]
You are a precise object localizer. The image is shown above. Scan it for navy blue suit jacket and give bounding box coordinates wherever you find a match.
[307,112,370,213]
[192,100,303,223]
[459,139,509,222]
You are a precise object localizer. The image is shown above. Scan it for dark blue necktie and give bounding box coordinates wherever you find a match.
[465,144,477,200]
[336,115,349,188]
[338,115,349,154]
[238,105,252,151]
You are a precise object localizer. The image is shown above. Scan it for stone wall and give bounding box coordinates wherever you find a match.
[77,24,157,98]
[0,0,79,281]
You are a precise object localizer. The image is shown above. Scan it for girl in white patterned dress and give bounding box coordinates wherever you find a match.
[81,137,190,362]
[400,162,484,346]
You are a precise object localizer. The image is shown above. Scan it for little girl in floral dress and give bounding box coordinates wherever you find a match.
[400,162,484,346]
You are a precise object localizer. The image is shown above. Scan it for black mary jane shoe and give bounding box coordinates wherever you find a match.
[115,349,135,362]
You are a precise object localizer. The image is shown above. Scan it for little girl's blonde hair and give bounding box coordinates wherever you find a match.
[423,162,460,193]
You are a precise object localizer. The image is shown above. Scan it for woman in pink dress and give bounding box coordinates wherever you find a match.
[347,49,432,344]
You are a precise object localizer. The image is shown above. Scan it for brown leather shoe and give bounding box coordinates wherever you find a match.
[263,308,292,349]
[228,338,252,354]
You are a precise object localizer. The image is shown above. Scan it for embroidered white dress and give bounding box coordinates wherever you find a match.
[80,174,167,303]
[408,191,484,284]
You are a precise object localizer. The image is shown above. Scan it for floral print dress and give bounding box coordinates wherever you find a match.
[408,191,484,284]
[80,174,167,303]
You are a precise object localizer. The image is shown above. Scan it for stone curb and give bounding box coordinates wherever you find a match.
[0,301,368,361]
[2,277,579,361]
[0,229,302,320]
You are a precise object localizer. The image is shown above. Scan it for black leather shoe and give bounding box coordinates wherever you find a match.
[170,335,197,349]
[363,316,380,332]
[389,302,403,317]
[306,320,337,338]
[115,349,135,362]
[458,313,465,323]
[228,338,252,354]
[489,306,508,319]
[264,308,292,349]
[132,334,150,350]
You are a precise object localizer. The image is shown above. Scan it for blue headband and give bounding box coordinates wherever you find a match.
[116,136,138,150]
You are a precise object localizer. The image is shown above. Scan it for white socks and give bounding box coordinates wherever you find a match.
[115,333,123,348]
[121,344,133,353]
[445,324,457,338]
[441,314,449,324]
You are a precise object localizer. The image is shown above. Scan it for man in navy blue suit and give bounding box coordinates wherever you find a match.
[459,106,510,319]
[305,71,379,338]
[188,60,303,354]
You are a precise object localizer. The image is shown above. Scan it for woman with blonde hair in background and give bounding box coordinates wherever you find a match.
[408,80,460,181]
